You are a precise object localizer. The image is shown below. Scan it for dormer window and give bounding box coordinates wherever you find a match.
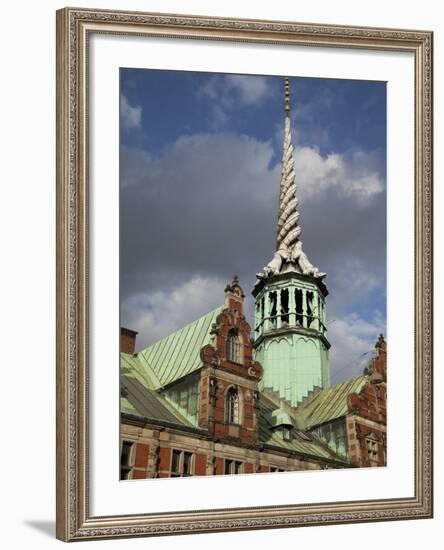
[226,387,239,424]
[226,329,242,363]
[283,426,292,441]
[271,406,294,441]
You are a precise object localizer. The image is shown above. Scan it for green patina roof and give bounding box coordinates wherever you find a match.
[258,395,347,463]
[271,407,294,428]
[121,351,162,389]
[293,375,367,429]
[122,306,223,390]
[120,396,141,417]
[121,374,195,428]
[121,380,348,464]
[119,305,354,465]
[138,306,223,388]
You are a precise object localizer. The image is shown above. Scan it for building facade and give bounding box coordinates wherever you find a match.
[120,277,350,479]
[120,78,387,479]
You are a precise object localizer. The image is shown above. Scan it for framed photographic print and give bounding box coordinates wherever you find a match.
[56,7,433,542]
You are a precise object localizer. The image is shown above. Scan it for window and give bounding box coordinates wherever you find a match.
[224,459,243,475]
[270,466,285,473]
[295,289,303,326]
[120,440,134,480]
[269,291,277,328]
[226,387,240,424]
[281,288,289,324]
[226,329,242,363]
[283,426,292,441]
[306,291,314,328]
[171,449,194,477]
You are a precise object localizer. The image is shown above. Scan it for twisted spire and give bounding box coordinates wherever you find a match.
[276,78,301,256]
[256,78,326,282]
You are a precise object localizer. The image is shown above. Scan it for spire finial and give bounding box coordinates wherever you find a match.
[284,77,290,114]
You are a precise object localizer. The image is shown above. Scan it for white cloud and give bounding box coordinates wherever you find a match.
[294,146,384,203]
[121,275,225,351]
[199,75,275,128]
[223,75,274,106]
[328,311,386,383]
[122,133,382,207]
[120,94,142,130]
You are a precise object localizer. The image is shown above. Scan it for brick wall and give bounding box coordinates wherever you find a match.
[195,453,207,476]
[158,447,172,478]
[134,443,149,468]
[120,328,138,354]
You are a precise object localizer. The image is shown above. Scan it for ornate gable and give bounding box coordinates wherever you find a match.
[198,277,263,445]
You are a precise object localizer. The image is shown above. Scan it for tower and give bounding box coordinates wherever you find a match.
[252,78,330,407]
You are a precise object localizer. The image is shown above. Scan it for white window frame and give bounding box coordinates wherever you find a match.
[224,459,243,475]
[226,386,240,424]
[226,329,243,363]
[170,449,194,477]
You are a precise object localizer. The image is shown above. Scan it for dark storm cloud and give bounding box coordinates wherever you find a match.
[120,133,279,304]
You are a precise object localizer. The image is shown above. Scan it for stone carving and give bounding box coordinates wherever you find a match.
[147,444,159,478]
[247,362,263,382]
[206,455,215,475]
[258,241,325,280]
[200,344,220,367]
[208,377,217,402]
[258,251,282,278]
[295,242,326,278]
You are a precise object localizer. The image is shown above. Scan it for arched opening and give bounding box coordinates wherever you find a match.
[226,387,240,424]
[281,288,289,325]
[226,329,242,363]
[295,289,303,326]
[306,291,314,328]
[269,291,277,328]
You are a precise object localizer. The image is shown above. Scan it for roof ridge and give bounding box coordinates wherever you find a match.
[138,305,224,353]
[120,352,162,389]
[291,375,368,429]
[135,306,224,388]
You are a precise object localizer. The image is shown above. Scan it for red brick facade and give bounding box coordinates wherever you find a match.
[346,335,387,467]
[134,443,149,468]
[120,327,138,354]
[158,447,172,478]
[120,283,387,479]
[197,276,263,446]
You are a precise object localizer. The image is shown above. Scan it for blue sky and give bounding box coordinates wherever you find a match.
[120,69,386,383]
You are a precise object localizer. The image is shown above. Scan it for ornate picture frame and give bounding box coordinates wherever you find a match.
[56,7,433,542]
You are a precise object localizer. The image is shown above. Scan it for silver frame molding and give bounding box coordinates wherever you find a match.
[56,7,433,542]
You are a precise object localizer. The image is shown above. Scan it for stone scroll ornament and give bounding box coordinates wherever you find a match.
[257,78,326,281]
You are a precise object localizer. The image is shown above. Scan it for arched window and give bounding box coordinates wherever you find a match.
[226,387,239,424]
[226,329,242,363]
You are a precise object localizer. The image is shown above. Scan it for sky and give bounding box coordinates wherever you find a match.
[120,69,387,383]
